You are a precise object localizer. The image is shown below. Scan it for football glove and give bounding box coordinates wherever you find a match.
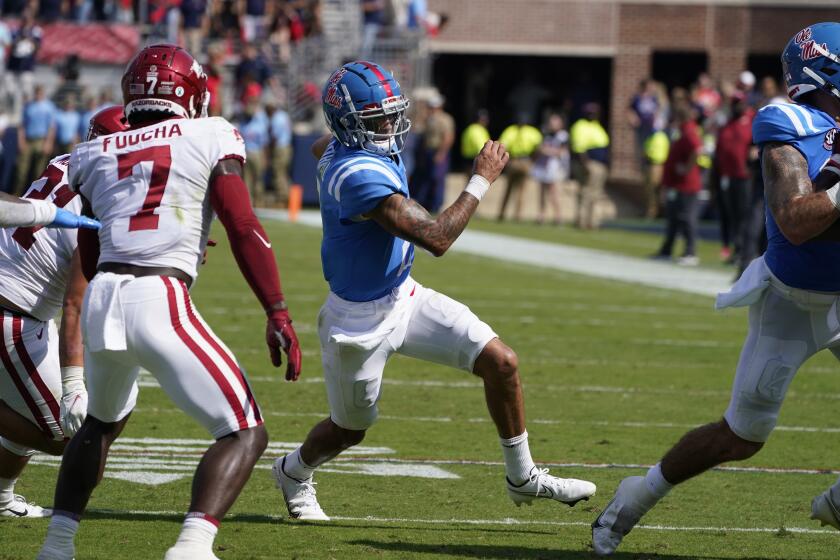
[266,309,302,381]
[50,208,101,230]
[59,366,88,438]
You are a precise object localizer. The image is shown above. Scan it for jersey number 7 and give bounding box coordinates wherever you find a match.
[118,145,172,232]
[12,161,76,250]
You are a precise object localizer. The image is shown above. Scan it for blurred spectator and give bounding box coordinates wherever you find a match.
[240,0,267,43]
[757,76,787,108]
[8,11,43,102]
[407,0,426,29]
[714,92,755,263]
[460,108,490,160]
[360,0,385,59]
[642,128,669,219]
[205,43,225,116]
[0,20,12,109]
[16,85,56,195]
[210,0,241,42]
[78,94,101,140]
[180,0,208,57]
[266,97,292,207]
[38,0,63,23]
[628,79,660,171]
[692,72,721,119]
[531,112,569,225]
[654,104,703,266]
[736,70,760,107]
[570,102,609,229]
[115,0,134,23]
[236,99,270,206]
[236,44,273,102]
[268,5,292,63]
[54,95,81,156]
[410,91,454,213]
[52,55,84,108]
[496,114,542,222]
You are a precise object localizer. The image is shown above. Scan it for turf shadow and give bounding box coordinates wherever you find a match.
[349,539,805,560]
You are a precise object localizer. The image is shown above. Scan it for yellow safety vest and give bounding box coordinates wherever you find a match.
[499,125,543,158]
[461,123,491,159]
[569,119,610,154]
[644,131,670,165]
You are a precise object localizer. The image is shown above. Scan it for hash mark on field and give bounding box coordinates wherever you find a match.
[89,508,840,536]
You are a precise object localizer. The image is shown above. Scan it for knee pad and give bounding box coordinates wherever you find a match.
[725,358,795,443]
[0,437,35,457]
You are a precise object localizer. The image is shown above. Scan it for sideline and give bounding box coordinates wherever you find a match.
[256,209,733,297]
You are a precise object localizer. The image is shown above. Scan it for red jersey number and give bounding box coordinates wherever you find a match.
[117,145,172,232]
[12,163,76,250]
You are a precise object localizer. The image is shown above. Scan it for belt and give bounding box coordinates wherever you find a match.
[97,262,192,288]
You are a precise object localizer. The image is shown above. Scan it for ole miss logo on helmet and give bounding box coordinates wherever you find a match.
[325,85,343,109]
[794,27,828,61]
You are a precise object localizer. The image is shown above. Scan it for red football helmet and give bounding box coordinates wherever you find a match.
[86,105,128,141]
[121,44,209,120]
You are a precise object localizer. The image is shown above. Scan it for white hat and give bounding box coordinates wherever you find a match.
[738,71,756,88]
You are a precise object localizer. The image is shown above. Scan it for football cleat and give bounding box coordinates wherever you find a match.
[272,456,330,521]
[507,467,596,507]
[811,490,840,530]
[163,545,220,560]
[592,476,657,556]
[0,494,52,518]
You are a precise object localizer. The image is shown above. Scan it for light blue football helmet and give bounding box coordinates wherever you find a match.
[322,61,411,154]
[782,22,840,100]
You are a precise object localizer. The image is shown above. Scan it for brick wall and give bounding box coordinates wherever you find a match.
[428,0,616,50]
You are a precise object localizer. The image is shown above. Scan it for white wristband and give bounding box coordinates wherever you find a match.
[826,183,840,211]
[464,174,491,202]
[61,366,85,393]
[27,199,58,226]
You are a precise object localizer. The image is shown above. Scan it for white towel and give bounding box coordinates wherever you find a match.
[715,257,770,309]
[83,272,135,352]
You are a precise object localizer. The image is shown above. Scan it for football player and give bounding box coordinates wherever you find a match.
[37,45,302,560]
[0,106,126,519]
[0,193,100,230]
[273,61,596,521]
[593,22,840,555]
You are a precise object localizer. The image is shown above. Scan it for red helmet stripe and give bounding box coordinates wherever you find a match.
[359,61,393,97]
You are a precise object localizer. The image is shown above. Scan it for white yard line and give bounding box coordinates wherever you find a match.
[256,209,734,297]
[89,508,840,535]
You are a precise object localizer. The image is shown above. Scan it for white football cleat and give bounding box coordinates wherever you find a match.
[272,456,330,521]
[592,476,657,556]
[507,467,596,507]
[163,545,219,560]
[811,490,840,531]
[0,494,52,518]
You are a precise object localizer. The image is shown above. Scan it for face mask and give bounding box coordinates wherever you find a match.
[364,138,395,155]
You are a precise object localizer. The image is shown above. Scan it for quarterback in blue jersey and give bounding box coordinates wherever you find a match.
[272,61,597,520]
[594,23,840,555]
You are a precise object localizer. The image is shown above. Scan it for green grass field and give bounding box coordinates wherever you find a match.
[4,219,840,559]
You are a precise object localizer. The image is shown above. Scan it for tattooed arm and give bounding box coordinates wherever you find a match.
[763,142,840,245]
[367,140,509,257]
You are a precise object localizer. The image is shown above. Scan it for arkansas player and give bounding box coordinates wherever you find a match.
[0,106,126,519]
[37,45,302,560]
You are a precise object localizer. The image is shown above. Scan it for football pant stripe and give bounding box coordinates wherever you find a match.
[10,316,62,436]
[162,277,249,431]
[176,281,262,424]
[0,313,54,435]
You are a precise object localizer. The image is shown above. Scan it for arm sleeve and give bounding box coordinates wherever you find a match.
[209,173,284,311]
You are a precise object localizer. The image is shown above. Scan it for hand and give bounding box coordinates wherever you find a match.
[50,208,101,230]
[201,239,217,265]
[59,369,87,438]
[266,308,302,381]
[472,140,510,184]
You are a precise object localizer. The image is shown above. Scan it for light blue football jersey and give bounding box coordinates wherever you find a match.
[316,140,414,302]
[753,102,840,291]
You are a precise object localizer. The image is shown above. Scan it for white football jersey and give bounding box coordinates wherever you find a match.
[0,155,81,321]
[69,117,247,281]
